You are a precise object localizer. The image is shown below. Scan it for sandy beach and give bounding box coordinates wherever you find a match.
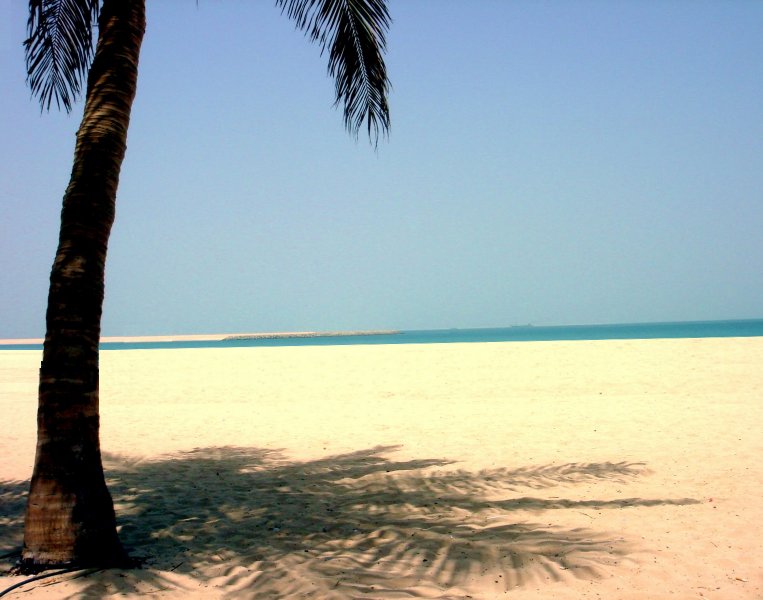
[1,337,761,598]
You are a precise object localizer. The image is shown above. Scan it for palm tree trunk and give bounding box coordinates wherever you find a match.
[21,0,146,570]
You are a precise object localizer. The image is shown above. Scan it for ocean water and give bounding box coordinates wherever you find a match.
[3,319,763,351]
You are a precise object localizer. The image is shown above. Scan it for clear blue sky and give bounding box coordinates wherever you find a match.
[2,1,762,338]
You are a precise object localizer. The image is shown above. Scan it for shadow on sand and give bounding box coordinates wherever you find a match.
[1,445,699,597]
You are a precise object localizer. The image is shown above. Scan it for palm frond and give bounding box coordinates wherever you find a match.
[277,0,391,144]
[25,0,100,112]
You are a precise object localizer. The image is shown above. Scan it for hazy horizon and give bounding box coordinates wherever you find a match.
[4,317,763,343]
[3,2,762,338]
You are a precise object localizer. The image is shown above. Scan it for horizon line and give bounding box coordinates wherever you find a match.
[2,317,762,346]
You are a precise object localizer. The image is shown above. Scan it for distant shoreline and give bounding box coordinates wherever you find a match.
[222,330,401,341]
[2,319,762,347]
[0,330,402,346]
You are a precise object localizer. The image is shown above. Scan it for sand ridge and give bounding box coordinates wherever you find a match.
[1,337,762,598]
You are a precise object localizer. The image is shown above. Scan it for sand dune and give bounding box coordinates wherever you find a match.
[1,338,762,598]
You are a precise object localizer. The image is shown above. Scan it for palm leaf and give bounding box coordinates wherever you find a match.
[25,0,100,111]
[277,0,391,143]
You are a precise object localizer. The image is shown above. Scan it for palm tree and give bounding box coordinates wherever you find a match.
[20,0,390,572]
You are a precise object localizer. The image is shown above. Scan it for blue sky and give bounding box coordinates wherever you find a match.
[2,1,762,337]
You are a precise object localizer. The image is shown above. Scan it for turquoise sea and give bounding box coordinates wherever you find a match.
[3,319,763,351]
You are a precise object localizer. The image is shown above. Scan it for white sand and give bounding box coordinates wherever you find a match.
[1,337,762,598]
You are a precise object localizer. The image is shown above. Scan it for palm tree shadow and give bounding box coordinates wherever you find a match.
[2,446,700,597]
[0,481,26,563]
[101,445,698,597]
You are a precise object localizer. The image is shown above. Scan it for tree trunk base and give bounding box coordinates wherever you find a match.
[12,551,139,576]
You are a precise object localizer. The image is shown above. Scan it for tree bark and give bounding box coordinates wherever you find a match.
[21,0,146,570]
